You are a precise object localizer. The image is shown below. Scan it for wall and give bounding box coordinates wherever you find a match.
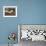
[0,0,46,44]
[0,0,18,44]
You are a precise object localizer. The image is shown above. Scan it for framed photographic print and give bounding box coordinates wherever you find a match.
[3,6,17,17]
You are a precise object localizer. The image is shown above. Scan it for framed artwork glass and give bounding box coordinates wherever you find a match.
[3,6,17,17]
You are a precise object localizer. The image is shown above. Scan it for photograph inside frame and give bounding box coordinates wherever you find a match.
[5,8,15,15]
